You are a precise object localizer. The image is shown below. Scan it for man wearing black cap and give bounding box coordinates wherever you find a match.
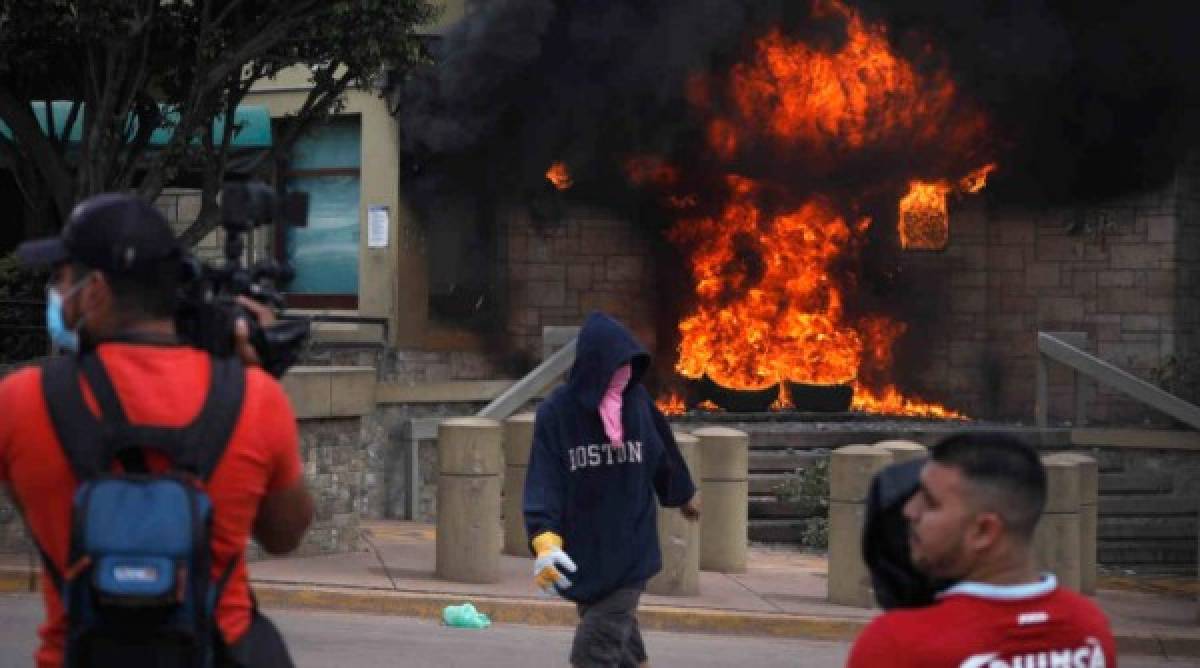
[0,193,312,667]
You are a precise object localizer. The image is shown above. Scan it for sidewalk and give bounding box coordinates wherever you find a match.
[2,520,1197,659]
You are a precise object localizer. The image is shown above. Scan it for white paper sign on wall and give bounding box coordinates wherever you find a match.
[367,205,390,248]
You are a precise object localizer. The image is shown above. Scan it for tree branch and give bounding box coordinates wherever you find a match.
[0,87,74,217]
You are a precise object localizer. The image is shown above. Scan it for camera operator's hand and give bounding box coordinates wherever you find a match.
[234,296,277,368]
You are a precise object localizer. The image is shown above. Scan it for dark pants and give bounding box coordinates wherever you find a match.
[571,587,648,668]
[218,611,295,668]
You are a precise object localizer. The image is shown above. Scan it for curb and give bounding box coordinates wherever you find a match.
[251,582,868,642]
[3,569,1197,658]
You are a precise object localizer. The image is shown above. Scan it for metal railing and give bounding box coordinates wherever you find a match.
[278,314,390,348]
[1036,331,1200,430]
[476,337,577,420]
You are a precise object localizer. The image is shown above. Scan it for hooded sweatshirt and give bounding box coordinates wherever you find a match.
[523,312,696,603]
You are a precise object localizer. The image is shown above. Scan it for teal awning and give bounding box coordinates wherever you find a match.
[0,101,272,148]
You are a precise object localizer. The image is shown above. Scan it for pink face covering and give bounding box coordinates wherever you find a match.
[599,364,632,446]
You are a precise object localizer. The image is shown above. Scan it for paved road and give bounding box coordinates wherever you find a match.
[0,593,1188,666]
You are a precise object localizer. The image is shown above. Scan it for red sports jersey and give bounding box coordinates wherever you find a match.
[847,576,1116,668]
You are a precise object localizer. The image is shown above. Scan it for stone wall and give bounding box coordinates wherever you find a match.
[897,172,1195,423]
[0,413,384,559]
[503,204,660,362]
[371,401,491,522]
[1174,156,1200,404]
[890,203,992,417]
[298,347,502,385]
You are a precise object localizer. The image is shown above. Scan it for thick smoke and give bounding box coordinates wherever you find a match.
[859,0,1200,207]
[398,0,1200,214]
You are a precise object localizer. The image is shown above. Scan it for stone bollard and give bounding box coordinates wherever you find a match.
[694,427,749,573]
[874,440,928,464]
[1055,453,1098,594]
[828,445,894,608]
[502,413,536,557]
[648,432,701,596]
[436,417,503,583]
[1033,454,1083,591]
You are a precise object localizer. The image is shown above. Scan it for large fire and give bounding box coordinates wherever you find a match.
[645,0,993,418]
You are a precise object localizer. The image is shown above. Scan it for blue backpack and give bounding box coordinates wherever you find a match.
[38,352,245,668]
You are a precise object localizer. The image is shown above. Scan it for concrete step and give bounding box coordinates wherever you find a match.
[749,519,815,544]
[748,451,826,473]
[1099,472,1175,495]
[1098,540,1197,568]
[749,497,823,519]
[1098,516,1198,540]
[749,475,796,496]
[1098,496,1199,517]
[1071,428,1200,450]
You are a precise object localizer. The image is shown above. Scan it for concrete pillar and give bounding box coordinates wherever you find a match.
[501,413,536,557]
[874,440,927,464]
[1033,454,1083,591]
[648,432,701,596]
[436,417,503,583]
[828,445,894,608]
[1055,453,1098,594]
[694,427,749,573]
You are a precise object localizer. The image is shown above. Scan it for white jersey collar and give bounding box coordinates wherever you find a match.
[937,574,1058,601]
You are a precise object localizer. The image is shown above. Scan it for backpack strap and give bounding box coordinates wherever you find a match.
[178,356,246,481]
[41,356,106,482]
[77,354,149,473]
[72,353,245,480]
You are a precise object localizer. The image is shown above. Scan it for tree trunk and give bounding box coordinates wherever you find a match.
[0,88,76,220]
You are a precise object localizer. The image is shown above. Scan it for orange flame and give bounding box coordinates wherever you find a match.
[637,0,994,417]
[724,5,959,158]
[696,400,722,412]
[899,163,997,250]
[545,162,573,190]
[898,180,952,250]
[656,392,686,416]
[960,163,997,193]
[668,181,867,390]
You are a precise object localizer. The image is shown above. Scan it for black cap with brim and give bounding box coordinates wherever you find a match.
[16,237,71,267]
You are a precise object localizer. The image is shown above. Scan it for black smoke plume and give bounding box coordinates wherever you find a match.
[397,0,1200,215]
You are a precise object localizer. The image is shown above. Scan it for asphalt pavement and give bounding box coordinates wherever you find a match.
[0,593,1191,667]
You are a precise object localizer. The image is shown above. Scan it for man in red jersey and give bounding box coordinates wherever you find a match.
[847,433,1115,668]
[0,193,313,667]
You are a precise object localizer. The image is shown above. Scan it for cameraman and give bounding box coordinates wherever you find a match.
[847,433,1115,668]
[0,193,313,667]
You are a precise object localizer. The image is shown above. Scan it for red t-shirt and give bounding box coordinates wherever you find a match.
[0,344,303,668]
[847,576,1116,668]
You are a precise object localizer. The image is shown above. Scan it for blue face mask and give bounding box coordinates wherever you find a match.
[45,277,90,353]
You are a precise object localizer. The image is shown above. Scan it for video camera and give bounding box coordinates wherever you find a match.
[175,181,311,377]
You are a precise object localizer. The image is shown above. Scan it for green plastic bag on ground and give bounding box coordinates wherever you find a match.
[442,602,491,629]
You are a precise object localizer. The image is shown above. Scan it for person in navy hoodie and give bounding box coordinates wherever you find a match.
[524,311,699,668]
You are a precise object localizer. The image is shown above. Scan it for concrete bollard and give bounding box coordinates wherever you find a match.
[502,413,536,557]
[1055,453,1098,594]
[874,440,928,464]
[648,432,701,596]
[436,417,503,583]
[1033,454,1083,591]
[694,427,749,573]
[828,445,894,608]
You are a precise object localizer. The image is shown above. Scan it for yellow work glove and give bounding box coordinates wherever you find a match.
[531,531,576,595]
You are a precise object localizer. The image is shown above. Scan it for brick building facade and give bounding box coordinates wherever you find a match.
[502,204,661,363]
[501,159,1200,424]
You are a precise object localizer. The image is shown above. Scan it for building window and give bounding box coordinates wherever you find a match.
[282,116,361,307]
